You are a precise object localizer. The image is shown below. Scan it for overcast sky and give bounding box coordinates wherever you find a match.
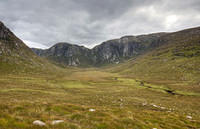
[0,0,200,49]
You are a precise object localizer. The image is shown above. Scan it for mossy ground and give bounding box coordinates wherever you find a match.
[0,69,200,129]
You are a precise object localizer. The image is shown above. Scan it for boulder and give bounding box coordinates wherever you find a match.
[33,120,46,126]
[89,109,96,112]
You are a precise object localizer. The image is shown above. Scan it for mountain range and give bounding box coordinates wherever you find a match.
[30,23,200,83]
[1,20,200,74]
[32,33,167,66]
[31,26,200,68]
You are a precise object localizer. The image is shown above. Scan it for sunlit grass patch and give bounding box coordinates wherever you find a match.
[50,80,92,89]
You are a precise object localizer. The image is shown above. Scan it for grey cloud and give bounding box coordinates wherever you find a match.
[0,0,200,48]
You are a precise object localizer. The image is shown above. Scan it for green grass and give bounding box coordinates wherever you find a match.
[0,69,200,129]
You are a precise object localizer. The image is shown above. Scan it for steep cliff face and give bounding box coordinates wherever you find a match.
[91,34,165,65]
[0,22,11,40]
[91,37,139,65]
[32,33,166,66]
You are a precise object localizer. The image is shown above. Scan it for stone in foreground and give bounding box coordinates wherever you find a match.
[33,120,46,126]
[89,108,96,112]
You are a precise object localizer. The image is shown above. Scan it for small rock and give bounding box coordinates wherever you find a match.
[89,109,96,112]
[33,120,46,126]
[153,128,157,129]
[186,116,192,119]
[152,104,158,108]
[51,120,64,125]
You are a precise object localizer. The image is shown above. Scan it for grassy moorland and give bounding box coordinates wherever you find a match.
[0,22,200,128]
[0,67,200,129]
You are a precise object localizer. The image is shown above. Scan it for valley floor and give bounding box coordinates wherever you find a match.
[0,69,200,129]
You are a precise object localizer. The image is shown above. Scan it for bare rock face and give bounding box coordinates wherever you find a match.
[0,21,12,55]
[0,21,12,40]
[90,34,165,66]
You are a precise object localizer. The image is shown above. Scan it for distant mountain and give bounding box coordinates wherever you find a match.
[32,33,167,66]
[32,43,93,67]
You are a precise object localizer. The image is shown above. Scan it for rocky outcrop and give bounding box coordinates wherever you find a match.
[0,21,12,40]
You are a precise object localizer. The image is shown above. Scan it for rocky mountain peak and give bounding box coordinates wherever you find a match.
[0,21,35,57]
[0,21,12,40]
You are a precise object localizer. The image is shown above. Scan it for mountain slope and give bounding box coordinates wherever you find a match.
[0,21,35,58]
[109,26,200,91]
[0,21,59,73]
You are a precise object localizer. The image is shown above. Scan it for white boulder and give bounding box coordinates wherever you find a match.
[33,120,46,126]
[186,115,192,119]
[89,109,96,112]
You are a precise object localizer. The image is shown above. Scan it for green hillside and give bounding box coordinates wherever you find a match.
[109,27,200,93]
